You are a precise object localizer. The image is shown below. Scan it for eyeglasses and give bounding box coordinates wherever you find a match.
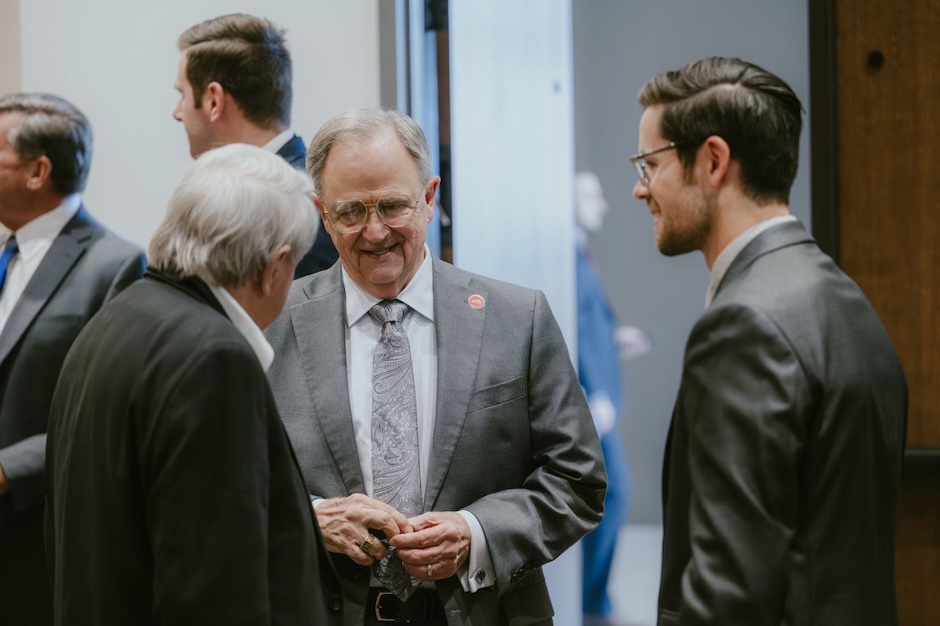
[629,141,684,186]
[324,194,423,234]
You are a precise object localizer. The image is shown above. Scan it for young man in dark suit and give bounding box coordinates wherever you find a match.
[172,12,338,276]
[631,56,908,626]
[46,144,342,625]
[0,93,145,626]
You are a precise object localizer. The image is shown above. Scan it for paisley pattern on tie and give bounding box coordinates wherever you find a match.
[369,299,423,600]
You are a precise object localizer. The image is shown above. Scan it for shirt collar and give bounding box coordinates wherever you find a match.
[262,129,296,155]
[342,245,435,327]
[11,195,81,259]
[208,284,275,371]
[705,214,797,308]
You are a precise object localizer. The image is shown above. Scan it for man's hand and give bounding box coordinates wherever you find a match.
[391,511,471,581]
[315,493,412,566]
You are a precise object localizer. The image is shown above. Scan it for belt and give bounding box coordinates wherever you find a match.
[366,587,446,624]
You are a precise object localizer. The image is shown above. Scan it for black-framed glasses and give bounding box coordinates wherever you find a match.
[325,193,423,234]
[629,141,684,186]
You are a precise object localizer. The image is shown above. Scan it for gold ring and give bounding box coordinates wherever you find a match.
[427,563,433,578]
[360,537,374,554]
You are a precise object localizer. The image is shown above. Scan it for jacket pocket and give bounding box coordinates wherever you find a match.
[467,377,526,413]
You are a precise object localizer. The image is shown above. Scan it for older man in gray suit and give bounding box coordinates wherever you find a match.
[0,93,144,626]
[265,107,606,626]
[631,57,908,626]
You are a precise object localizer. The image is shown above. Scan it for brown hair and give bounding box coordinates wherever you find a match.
[638,56,803,206]
[178,13,292,129]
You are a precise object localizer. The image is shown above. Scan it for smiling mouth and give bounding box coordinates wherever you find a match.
[362,244,396,257]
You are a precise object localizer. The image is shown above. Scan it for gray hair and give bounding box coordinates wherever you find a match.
[0,92,92,195]
[306,107,432,198]
[148,143,317,287]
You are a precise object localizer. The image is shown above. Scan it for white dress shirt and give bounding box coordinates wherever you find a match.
[208,285,275,372]
[0,195,80,333]
[262,129,296,155]
[705,215,798,309]
[331,246,495,591]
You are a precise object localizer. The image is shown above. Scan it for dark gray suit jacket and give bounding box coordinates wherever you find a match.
[0,206,144,625]
[265,256,606,626]
[658,220,908,626]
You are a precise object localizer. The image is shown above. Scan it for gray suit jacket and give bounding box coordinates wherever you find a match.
[0,206,144,625]
[266,256,606,626]
[657,220,908,626]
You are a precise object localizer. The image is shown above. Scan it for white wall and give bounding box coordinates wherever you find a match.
[18,0,381,249]
[448,2,580,624]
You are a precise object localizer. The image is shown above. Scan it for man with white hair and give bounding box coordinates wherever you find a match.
[45,144,342,626]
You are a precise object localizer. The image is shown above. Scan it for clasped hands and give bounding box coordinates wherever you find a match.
[316,493,470,581]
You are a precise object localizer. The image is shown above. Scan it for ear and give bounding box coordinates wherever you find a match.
[260,244,292,297]
[25,155,53,191]
[700,135,732,188]
[423,176,441,222]
[312,193,332,235]
[203,81,226,123]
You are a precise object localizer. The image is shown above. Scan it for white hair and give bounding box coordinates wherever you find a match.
[148,143,317,287]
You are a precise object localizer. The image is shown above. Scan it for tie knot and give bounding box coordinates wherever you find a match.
[370,299,409,326]
[2,235,17,255]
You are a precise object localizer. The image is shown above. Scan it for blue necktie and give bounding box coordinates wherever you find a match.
[0,235,19,295]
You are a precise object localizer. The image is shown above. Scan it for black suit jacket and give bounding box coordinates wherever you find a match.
[0,206,144,626]
[45,270,343,625]
[658,221,908,626]
[277,134,339,277]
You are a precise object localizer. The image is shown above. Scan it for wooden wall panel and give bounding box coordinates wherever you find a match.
[835,0,940,447]
[896,478,940,626]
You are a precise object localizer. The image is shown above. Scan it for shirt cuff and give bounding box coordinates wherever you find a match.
[456,510,495,592]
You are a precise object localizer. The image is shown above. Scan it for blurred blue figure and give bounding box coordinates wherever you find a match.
[576,172,646,626]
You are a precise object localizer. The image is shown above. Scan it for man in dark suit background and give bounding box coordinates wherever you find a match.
[46,144,342,625]
[0,92,145,626]
[630,56,908,625]
[172,12,338,276]
[266,107,606,625]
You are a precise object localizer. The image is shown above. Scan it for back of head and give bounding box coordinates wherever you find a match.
[637,56,803,206]
[178,13,292,129]
[148,143,316,287]
[0,92,92,196]
[306,107,432,196]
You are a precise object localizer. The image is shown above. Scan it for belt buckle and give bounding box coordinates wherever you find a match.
[374,591,399,623]
[374,590,431,623]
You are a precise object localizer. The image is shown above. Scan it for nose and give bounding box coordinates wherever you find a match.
[632,179,649,201]
[360,207,389,239]
[172,101,182,122]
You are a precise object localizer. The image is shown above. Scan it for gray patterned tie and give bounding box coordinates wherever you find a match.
[369,299,422,600]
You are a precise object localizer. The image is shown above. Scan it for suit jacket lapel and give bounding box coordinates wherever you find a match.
[424,257,487,510]
[290,266,366,493]
[0,207,96,365]
[714,220,815,301]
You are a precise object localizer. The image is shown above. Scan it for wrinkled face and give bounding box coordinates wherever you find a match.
[0,112,31,221]
[172,53,215,158]
[575,172,609,233]
[632,105,712,256]
[316,129,438,300]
